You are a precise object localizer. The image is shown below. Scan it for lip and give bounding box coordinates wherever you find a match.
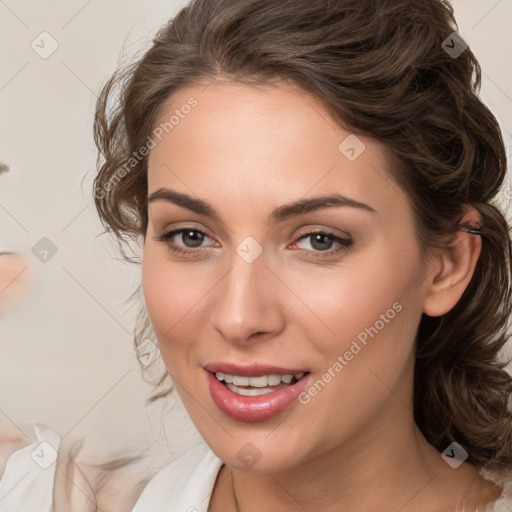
[203,362,309,377]
[205,368,311,422]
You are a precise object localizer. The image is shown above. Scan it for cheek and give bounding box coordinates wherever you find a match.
[141,247,214,362]
[287,250,423,443]
[280,239,423,355]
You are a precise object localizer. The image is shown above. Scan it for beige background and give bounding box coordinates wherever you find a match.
[0,0,511,460]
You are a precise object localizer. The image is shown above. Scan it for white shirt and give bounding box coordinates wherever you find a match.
[0,423,61,512]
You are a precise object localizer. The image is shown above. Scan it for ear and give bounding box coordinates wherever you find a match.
[422,206,482,317]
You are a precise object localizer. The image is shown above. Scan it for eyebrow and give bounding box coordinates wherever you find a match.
[147,188,377,223]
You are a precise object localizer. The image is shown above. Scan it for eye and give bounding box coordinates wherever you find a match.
[154,228,216,255]
[291,230,352,259]
[154,227,353,260]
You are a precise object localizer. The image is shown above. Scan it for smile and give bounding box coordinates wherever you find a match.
[204,363,311,421]
[215,372,305,396]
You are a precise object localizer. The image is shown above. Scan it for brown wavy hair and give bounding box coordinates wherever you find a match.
[92,0,512,476]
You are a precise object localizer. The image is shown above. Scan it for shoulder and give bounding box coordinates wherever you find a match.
[132,441,224,512]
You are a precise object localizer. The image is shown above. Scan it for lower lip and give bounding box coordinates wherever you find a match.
[206,370,310,422]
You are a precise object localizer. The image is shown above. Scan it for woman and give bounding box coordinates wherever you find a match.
[101,0,511,510]
[92,0,512,510]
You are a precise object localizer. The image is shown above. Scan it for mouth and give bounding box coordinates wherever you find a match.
[203,363,311,422]
[213,371,306,396]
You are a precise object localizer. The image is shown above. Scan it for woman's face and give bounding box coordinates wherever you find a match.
[142,81,433,471]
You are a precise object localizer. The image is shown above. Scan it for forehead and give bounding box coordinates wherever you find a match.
[147,81,409,225]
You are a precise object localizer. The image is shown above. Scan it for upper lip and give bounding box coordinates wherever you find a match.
[204,362,309,377]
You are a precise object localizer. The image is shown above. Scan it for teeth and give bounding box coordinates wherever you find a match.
[226,383,275,396]
[232,376,250,386]
[267,375,281,386]
[215,372,305,387]
[248,375,268,387]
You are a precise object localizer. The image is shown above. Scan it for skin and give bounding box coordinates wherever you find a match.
[0,427,27,479]
[0,253,30,314]
[142,80,503,511]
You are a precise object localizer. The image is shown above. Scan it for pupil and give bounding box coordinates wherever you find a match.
[311,234,332,251]
[183,230,204,247]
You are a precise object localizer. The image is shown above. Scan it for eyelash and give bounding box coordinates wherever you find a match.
[154,228,353,260]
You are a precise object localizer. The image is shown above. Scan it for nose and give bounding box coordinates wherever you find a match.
[210,247,285,346]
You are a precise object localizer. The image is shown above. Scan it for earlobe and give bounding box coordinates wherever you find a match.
[422,206,483,317]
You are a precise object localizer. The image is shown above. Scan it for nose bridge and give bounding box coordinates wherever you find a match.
[211,242,283,343]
